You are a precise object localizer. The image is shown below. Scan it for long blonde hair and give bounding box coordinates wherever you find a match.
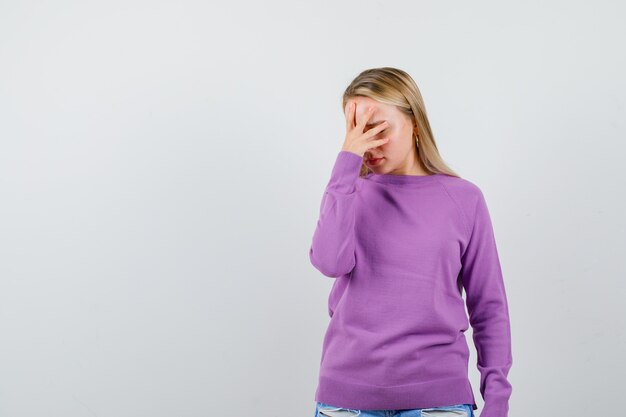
[342,67,460,178]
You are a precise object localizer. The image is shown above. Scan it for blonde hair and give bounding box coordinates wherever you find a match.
[342,67,460,178]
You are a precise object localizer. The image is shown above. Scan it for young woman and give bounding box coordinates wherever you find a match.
[309,68,513,417]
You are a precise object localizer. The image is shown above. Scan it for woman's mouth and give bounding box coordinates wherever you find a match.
[366,157,384,166]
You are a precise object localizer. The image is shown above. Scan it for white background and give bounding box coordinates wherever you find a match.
[1,1,624,416]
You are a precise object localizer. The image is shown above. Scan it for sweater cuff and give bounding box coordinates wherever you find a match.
[479,395,510,417]
[328,151,364,194]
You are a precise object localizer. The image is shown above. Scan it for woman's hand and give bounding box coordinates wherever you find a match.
[341,101,389,157]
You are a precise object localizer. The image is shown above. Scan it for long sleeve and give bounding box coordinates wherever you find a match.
[309,150,363,278]
[460,188,513,417]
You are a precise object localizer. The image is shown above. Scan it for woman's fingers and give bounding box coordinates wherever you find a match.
[368,137,390,149]
[344,101,356,130]
[356,105,375,130]
[365,120,388,139]
[341,101,388,156]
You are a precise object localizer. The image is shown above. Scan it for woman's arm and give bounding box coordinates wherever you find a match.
[309,150,363,278]
[461,188,513,417]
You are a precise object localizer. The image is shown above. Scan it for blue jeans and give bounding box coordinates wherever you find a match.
[315,402,474,417]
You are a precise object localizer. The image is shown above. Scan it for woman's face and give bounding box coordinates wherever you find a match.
[349,96,418,175]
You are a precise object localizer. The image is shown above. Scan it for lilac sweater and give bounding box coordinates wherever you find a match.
[309,151,513,417]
